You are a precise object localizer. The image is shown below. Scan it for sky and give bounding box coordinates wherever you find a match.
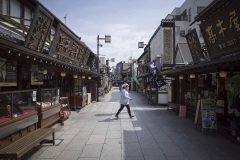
[38,0,186,67]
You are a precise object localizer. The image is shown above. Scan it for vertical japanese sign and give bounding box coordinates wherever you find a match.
[163,29,172,64]
[186,29,204,62]
[0,58,17,86]
[24,5,53,52]
[200,0,240,58]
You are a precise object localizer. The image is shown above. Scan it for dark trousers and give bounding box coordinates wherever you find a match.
[116,104,132,116]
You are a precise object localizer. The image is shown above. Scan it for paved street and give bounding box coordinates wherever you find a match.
[28,87,240,160]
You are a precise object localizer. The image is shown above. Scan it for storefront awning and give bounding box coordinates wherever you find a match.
[0,39,100,77]
[161,53,240,76]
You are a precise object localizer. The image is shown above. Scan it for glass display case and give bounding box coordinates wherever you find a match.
[36,88,61,128]
[71,85,88,110]
[59,97,71,120]
[36,88,60,109]
[0,90,37,123]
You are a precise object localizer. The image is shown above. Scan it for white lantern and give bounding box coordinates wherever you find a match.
[60,72,66,77]
[43,69,48,75]
[219,71,227,78]
[73,74,77,79]
[190,74,195,79]
[179,75,184,80]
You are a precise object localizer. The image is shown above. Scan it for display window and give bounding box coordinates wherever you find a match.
[0,90,37,123]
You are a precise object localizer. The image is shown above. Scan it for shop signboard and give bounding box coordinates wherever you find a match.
[201,99,217,130]
[0,58,17,86]
[25,5,53,52]
[186,29,204,62]
[81,49,91,66]
[200,0,240,59]
[49,24,86,66]
[163,29,173,64]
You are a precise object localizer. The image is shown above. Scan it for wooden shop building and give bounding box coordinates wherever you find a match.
[0,0,99,151]
[163,0,240,142]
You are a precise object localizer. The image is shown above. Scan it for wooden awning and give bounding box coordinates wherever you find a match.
[160,53,240,76]
[0,39,100,77]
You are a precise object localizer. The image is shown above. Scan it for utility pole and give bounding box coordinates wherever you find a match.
[64,14,67,25]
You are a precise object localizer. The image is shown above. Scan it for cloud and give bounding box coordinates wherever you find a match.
[74,22,151,66]
[39,0,186,67]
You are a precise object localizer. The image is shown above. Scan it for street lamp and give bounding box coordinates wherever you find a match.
[97,35,111,102]
[138,42,147,48]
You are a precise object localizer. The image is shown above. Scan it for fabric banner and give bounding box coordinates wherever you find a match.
[145,75,167,89]
[155,75,167,88]
[145,61,167,89]
[146,62,159,75]
[131,76,140,85]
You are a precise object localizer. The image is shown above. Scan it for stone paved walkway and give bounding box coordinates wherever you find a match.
[27,87,240,160]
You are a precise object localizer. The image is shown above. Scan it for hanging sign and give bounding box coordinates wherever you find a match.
[49,24,86,66]
[200,0,240,58]
[186,29,204,62]
[25,5,53,52]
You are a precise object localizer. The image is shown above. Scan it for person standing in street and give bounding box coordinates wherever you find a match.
[115,83,134,118]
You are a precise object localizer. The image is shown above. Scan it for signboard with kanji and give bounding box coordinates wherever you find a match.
[0,58,17,86]
[49,24,86,66]
[163,29,173,64]
[200,0,240,58]
[186,29,204,62]
[25,5,53,52]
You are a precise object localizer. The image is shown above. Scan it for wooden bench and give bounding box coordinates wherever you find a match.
[0,128,55,160]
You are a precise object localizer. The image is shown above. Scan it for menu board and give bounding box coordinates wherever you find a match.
[201,99,217,130]
[0,58,17,86]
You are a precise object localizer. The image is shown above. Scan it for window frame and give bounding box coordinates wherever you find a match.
[188,8,191,22]
[197,6,205,15]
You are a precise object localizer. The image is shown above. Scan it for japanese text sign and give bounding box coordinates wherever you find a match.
[200,0,240,58]
[186,29,204,62]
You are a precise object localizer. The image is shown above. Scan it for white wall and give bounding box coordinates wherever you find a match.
[150,28,163,62]
[172,0,214,43]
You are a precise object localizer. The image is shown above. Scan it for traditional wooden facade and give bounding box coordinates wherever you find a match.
[0,0,99,149]
[162,0,240,142]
